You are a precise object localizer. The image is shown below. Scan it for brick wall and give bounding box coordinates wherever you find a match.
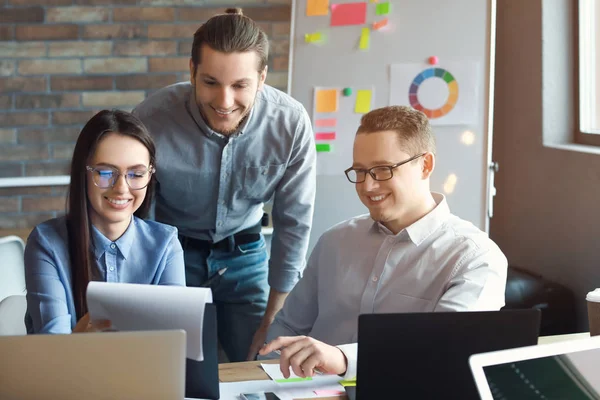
[0,0,291,232]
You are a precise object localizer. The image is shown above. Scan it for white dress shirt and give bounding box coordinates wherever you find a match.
[265,193,508,379]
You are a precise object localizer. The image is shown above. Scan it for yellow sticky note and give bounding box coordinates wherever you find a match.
[355,90,372,113]
[340,379,357,387]
[359,27,370,50]
[316,89,338,113]
[307,0,329,16]
[304,32,322,43]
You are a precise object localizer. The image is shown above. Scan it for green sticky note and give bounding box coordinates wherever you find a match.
[340,379,357,387]
[376,2,390,15]
[275,376,313,383]
[316,143,331,152]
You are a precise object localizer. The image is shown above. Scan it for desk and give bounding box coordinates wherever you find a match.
[217,360,347,400]
[537,332,590,345]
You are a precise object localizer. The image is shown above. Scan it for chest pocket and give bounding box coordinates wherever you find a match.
[242,164,286,201]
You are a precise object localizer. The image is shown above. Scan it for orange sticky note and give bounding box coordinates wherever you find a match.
[316,89,338,113]
[373,18,388,30]
[307,0,329,16]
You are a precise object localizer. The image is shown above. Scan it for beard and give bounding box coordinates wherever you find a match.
[196,92,256,136]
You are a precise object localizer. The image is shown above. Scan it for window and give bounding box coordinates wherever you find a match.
[579,0,600,137]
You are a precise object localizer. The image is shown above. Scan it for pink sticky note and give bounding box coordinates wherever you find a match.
[314,389,346,396]
[330,2,367,26]
[315,132,336,141]
[315,118,337,127]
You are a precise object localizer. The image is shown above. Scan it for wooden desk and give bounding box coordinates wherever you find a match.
[218,360,347,400]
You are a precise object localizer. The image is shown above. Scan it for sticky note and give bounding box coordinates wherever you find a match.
[355,90,372,113]
[307,0,329,16]
[331,2,367,26]
[305,32,323,43]
[316,143,331,152]
[315,118,337,127]
[340,379,357,387]
[359,27,370,50]
[315,132,336,140]
[315,389,345,395]
[315,89,338,113]
[373,18,388,30]
[376,1,390,15]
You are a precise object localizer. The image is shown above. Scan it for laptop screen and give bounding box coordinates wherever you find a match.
[482,347,600,399]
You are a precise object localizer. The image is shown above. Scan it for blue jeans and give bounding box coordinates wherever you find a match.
[180,235,269,362]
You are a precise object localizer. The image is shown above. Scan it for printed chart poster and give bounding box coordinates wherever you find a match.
[389,61,480,126]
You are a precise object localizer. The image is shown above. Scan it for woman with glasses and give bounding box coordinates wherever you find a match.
[24,110,186,334]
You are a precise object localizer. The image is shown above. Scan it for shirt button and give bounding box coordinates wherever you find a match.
[262,170,268,175]
[109,267,114,271]
[372,276,379,282]
[110,243,116,249]
[217,221,223,227]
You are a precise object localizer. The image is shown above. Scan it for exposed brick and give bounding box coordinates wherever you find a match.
[0,7,44,23]
[84,57,147,74]
[48,41,112,57]
[176,7,222,22]
[0,129,16,144]
[0,61,15,76]
[51,143,75,159]
[148,57,188,72]
[0,213,55,230]
[271,55,288,71]
[0,95,11,109]
[178,6,290,22]
[52,110,96,125]
[271,22,290,38]
[22,195,67,212]
[82,24,146,39]
[179,72,190,82]
[9,0,71,5]
[25,161,70,176]
[0,77,46,93]
[265,71,287,88]
[114,7,175,21]
[0,163,22,178]
[114,40,176,56]
[256,22,272,37]
[46,6,110,22]
[0,197,19,213]
[0,112,48,127]
[16,25,79,41]
[18,59,82,75]
[75,0,138,5]
[0,145,49,161]
[51,76,113,91]
[18,127,80,143]
[115,74,177,90]
[269,39,289,55]
[0,26,14,41]
[0,42,46,58]
[82,91,145,107]
[15,93,80,109]
[148,24,198,39]
[178,41,192,56]
[265,0,291,3]
[0,186,53,196]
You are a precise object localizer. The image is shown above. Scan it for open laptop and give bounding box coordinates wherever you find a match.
[0,330,186,400]
[356,309,541,400]
[470,335,600,399]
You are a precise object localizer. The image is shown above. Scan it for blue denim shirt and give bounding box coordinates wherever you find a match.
[133,83,316,292]
[24,216,186,334]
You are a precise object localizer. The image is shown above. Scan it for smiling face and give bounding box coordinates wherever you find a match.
[86,132,151,239]
[353,130,435,233]
[190,44,267,135]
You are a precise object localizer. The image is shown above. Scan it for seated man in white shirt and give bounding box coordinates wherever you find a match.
[259,105,508,380]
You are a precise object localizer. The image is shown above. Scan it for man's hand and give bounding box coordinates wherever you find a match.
[73,313,112,333]
[247,323,270,361]
[259,336,347,378]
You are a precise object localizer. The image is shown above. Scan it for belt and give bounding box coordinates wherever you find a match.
[182,222,262,253]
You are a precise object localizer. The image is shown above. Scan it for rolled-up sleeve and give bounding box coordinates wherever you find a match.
[268,109,316,292]
[24,229,72,334]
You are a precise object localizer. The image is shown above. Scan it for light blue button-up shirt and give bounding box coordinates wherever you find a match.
[133,82,316,292]
[24,216,186,334]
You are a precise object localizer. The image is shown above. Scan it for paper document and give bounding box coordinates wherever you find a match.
[87,282,212,361]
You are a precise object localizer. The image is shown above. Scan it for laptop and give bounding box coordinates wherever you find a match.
[470,335,600,400]
[356,309,541,400]
[0,330,186,400]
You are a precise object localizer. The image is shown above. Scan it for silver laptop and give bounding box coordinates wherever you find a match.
[0,330,186,400]
[469,335,600,399]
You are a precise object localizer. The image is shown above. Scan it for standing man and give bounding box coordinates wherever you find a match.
[133,8,316,362]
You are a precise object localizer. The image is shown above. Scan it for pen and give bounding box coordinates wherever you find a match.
[200,267,227,288]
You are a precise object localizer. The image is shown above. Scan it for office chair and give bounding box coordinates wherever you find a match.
[0,235,26,303]
[0,295,27,335]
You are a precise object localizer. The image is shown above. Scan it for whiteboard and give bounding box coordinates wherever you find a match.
[288,0,496,252]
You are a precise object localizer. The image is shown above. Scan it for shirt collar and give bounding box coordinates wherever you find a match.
[91,216,136,260]
[186,85,255,139]
[371,192,450,245]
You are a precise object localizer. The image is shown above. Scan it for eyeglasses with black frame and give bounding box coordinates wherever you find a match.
[86,165,156,190]
[344,153,427,183]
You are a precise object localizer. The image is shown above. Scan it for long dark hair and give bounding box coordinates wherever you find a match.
[67,109,156,320]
